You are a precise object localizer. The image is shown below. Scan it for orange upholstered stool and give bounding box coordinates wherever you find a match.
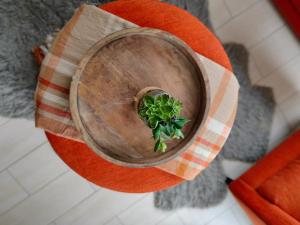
[46,0,232,193]
[229,130,300,225]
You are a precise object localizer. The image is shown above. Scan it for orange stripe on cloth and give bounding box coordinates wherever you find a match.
[174,137,202,176]
[38,77,70,95]
[207,99,239,162]
[158,158,203,179]
[171,159,191,178]
[175,157,206,178]
[208,70,231,117]
[195,136,220,152]
[204,78,239,163]
[50,6,85,58]
[180,152,209,167]
[174,114,212,176]
[38,82,69,102]
[176,161,189,178]
[36,101,72,118]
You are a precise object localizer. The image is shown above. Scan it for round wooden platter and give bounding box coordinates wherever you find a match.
[70,28,210,167]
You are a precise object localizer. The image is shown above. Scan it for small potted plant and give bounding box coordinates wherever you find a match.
[135,87,189,153]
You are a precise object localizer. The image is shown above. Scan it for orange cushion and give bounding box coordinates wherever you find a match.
[230,130,300,224]
[239,130,300,189]
[257,157,300,221]
[230,180,300,225]
[46,0,232,193]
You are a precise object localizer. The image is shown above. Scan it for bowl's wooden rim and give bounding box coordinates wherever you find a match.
[70,28,210,168]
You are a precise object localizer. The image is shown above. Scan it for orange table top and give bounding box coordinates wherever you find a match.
[46,0,232,193]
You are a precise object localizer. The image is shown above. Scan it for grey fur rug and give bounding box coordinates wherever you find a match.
[0,0,275,209]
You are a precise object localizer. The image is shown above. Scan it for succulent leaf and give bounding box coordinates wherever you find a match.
[160,142,167,153]
[174,129,184,139]
[154,140,160,152]
[143,95,155,107]
[173,118,189,129]
[139,93,189,153]
[152,127,161,140]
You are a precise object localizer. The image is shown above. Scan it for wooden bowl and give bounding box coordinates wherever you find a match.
[70,28,210,167]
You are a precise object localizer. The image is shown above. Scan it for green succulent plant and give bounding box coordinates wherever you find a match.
[138,94,189,153]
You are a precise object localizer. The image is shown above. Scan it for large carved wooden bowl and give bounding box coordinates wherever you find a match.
[70,28,210,167]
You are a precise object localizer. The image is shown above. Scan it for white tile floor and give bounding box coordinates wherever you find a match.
[0,0,299,224]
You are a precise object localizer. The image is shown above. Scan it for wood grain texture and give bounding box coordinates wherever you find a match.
[70,28,210,167]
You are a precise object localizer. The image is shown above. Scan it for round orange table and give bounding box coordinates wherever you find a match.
[46,0,232,193]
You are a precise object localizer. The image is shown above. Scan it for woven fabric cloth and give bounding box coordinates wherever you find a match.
[35,4,239,180]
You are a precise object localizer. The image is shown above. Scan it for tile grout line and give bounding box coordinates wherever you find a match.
[216,0,265,31]
[5,137,72,196]
[280,106,295,130]
[222,0,233,17]
[211,0,234,31]
[175,211,187,225]
[27,167,70,196]
[201,191,237,225]
[216,4,285,50]
[6,141,48,173]
[104,216,126,225]
[229,205,246,225]
[278,90,300,106]
[6,169,30,195]
[112,194,149,224]
[0,140,48,174]
[52,190,147,225]
[214,20,231,31]
[249,54,263,85]
[251,44,300,78]
[116,216,126,225]
[274,105,295,134]
[0,118,11,128]
[247,24,285,50]
[117,193,149,215]
[254,51,300,84]
[116,215,125,225]
[203,207,232,225]
[0,170,70,217]
[213,3,233,31]
[49,188,98,225]
[88,182,100,192]
[217,21,283,51]
[154,212,175,225]
[48,221,57,225]
[0,169,31,217]
[277,103,296,130]
[176,210,187,225]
